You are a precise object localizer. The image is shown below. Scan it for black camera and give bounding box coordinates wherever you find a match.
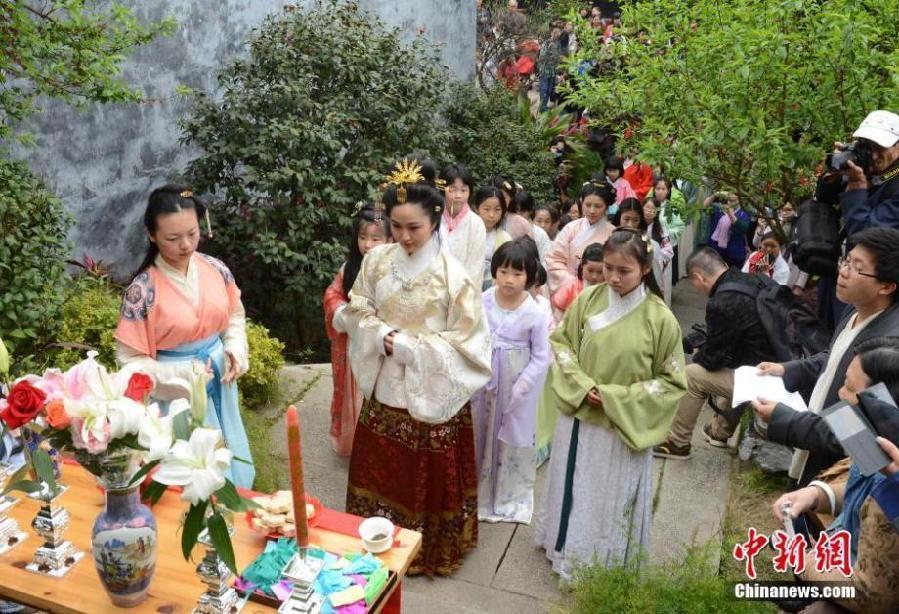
[682,323,708,353]
[712,192,730,204]
[826,140,874,173]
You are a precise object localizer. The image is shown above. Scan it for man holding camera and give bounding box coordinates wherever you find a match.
[838,110,899,234]
[653,247,777,459]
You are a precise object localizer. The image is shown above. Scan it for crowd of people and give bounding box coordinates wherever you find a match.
[317,97,899,611]
[322,155,687,578]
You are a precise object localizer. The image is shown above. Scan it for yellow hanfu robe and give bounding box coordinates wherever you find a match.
[535,283,686,579]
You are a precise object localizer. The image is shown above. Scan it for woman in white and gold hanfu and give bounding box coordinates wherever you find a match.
[343,160,492,576]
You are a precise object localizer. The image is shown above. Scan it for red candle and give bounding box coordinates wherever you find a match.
[286,405,309,547]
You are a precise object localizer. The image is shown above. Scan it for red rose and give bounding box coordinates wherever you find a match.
[124,372,154,403]
[0,381,47,429]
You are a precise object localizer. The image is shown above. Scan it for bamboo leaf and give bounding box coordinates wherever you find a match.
[213,479,241,509]
[31,447,58,493]
[0,462,30,496]
[207,510,237,575]
[181,499,208,562]
[141,480,167,506]
[128,459,159,486]
[3,479,43,495]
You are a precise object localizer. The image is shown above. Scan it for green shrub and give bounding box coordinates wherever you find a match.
[50,275,121,370]
[242,320,286,411]
[182,0,452,357]
[567,546,775,613]
[0,158,71,366]
[445,85,557,202]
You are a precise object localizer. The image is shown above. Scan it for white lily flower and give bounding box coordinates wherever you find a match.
[138,400,190,461]
[66,398,110,437]
[107,398,146,439]
[153,428,232,505]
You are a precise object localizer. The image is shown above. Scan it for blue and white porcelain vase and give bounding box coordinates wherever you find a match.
[80,451,157,607]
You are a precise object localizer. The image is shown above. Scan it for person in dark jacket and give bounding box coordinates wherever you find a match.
[839,110,899,236]
[654,247,777,459]
[752,228,899,486]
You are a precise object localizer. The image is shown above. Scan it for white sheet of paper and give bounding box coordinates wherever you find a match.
[732,366,808,411]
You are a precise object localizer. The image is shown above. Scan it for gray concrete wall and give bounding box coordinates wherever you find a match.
[13,0,474,278]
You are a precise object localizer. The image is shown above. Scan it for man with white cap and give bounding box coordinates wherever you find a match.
[841,109,899,235]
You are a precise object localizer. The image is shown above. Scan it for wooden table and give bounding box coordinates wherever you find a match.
[0,465,421,613]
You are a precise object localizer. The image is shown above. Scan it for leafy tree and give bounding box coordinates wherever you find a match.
[0,1,173,142]
[565,0,899,239]
[181,0,452,355]
[0,2,168,367]
[446,85,557,202]
[0,159,71,361]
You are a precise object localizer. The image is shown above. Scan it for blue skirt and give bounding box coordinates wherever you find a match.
[157,334,255,488]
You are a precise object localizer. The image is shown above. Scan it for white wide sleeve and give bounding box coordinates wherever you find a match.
[221,298,249,375]
[398,272,492,424]
[465,215,487,290]
[344,254,390,401]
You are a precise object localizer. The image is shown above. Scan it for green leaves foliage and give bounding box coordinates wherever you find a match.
[565,0,899,224]
[0,1,173,141]
[182,0,452,354]
[241,321,285,411]
[181,498,208,562]
[445,85,557,202]
[206,509,237,574]
[0,159,71,362]
[49,275,120,370]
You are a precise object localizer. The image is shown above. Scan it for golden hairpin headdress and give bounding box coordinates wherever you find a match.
[381,159,425,204]
[179,189,194,198]
[641,233,654,253]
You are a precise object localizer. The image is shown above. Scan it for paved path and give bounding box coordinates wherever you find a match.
[261,283,732,613]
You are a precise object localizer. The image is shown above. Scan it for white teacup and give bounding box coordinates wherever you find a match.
[359,516,394,554]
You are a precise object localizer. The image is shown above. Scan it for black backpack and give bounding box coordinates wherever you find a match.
[718,274,832,362]
[790,197,841,277]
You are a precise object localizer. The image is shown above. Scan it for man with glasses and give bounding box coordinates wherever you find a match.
[752,227,899,486]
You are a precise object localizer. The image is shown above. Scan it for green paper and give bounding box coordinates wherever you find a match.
[242,539,297,595]
[364,566,388,605]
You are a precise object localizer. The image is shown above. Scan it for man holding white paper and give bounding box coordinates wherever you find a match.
[654,248,777,460]
[752,228,899,486]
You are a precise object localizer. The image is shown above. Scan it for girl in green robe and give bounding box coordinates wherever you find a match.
[535,229,688,579]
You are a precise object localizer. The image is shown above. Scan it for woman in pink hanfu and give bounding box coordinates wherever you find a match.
[546,181,616,297]
[115,185,254,488]
[323,203,389,456]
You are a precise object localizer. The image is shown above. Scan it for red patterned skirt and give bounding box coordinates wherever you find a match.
[346,399,479,576]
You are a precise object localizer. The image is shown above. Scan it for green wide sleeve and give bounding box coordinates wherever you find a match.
[548,288,600,415]
[587,308,688,451]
